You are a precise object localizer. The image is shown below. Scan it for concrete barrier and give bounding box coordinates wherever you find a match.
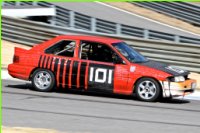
[2,16,200,73]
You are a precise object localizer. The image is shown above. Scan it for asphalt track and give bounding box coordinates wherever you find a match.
[2,79,200,133]
[51,2,200,39]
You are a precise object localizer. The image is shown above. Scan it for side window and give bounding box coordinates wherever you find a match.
[45,40,76,57]
[80,41,118,63]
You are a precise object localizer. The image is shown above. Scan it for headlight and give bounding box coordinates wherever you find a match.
[169,76,185,82]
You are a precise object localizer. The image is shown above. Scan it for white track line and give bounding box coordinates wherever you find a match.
[96,2,200,37]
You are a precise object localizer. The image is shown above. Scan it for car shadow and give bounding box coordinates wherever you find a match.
[5,83,190,104]
[7,83,33,90]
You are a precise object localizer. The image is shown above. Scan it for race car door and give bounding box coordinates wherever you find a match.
[79,40,129,93]
[43,39,79,89]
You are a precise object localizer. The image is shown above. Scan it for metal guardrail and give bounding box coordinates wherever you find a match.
[2,16,200,73]
[2,1,200,44]
[133,2,200,26]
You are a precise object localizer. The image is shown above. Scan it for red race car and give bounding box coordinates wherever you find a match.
[8,35,197,102]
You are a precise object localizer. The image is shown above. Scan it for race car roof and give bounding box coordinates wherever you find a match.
[57,35,122,44]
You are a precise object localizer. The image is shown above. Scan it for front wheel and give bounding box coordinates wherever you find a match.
[31,69,55,92]
[135,78,161,102]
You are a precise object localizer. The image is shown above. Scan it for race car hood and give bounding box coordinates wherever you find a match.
[139,60,190,76]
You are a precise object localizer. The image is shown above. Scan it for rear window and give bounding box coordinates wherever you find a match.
[45,40,76,57]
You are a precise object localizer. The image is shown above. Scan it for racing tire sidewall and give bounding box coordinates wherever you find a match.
[135,78,161,102]
[31,69,55,92]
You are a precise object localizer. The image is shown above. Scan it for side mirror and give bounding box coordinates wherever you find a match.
[113,53,124,64]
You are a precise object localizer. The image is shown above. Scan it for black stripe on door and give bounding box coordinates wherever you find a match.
[59,59,65,87]
[65,60,71,86]
[80,62,87,88]
[54,58,59,73]
[71,61,79,87]
[38,55,42,67]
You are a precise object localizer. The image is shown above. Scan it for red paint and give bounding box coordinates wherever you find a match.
[51,57,55,72]
[40,55,44,68]
[44,56,48,69]
[85,62,89,90]
[8,35,172,95]
[47,56,52,69]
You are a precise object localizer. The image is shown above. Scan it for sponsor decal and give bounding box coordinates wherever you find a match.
[130,66,136,72]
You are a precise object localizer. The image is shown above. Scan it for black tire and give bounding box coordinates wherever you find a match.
[31,68,55,92]
[135,78,161,102]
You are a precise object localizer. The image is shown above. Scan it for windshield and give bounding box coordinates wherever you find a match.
[112,42,148,63]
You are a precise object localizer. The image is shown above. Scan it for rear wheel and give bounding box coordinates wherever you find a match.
[32,69,55,92]
[135,78,161,102]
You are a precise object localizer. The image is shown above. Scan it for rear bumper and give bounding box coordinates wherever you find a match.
[8,63,34,80]
[160,79,197,98]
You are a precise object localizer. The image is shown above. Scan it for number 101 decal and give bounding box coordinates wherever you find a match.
[89,67,113,84]
[88,64,114,91]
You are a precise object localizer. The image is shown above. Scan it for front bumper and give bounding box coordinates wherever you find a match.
[160,79,197,98]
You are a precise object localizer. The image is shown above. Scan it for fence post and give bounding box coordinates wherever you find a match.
[91,17,96,32]
[144,29,149,39]
[116,23,121,35]
[16,1,21,6]
[32,1,38,6]
[175,35,180,43]
[49,5,56,25]
[69,11,75,28]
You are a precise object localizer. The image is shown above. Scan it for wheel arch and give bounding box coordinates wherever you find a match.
[29,67,56,80]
